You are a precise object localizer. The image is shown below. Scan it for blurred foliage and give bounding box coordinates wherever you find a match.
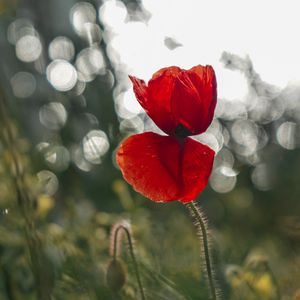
[0,0,300,300]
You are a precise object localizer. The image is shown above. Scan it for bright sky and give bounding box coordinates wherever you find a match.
[101,0,300,100]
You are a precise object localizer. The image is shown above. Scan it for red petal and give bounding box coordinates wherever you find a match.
[186,65,217,133]
[116,132,214,203]
[170,73,203,135]
[145,67,183,134]
[151,66,182,80]
[179,137,215,203]
[129,75,148,109]
[117,132,181,202]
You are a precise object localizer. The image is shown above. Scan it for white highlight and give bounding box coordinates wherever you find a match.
[47,60,77,91]
[16,35,42,62]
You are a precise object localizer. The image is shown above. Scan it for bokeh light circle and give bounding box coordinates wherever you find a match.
[210,166,237,193]
[39,102,68,130]
[16,34,42,62]
[46,60,77,91]
[70,2,97,35]
[37,170,59,196]
[82,130,110,164]
[48,36,75,61]
[10,72,36,98]
[76,47,105,82]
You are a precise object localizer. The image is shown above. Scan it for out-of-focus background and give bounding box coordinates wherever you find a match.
[0,0,300,299]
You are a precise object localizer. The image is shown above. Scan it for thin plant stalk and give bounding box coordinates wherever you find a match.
[185,200,220,300]
[111,222,146,300]
[0,88,51,300]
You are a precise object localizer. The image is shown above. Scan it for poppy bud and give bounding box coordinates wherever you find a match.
[106,259,126,291]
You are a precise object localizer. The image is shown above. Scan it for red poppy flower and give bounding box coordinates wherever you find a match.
[129,65,217,136]
[116,65,217,203]
[116,132,215,203]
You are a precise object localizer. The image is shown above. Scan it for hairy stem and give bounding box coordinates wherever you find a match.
[111,222,146,300]
[185,200,219,300]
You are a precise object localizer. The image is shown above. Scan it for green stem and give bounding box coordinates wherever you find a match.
[112,224,146,300]
[185,200,219,300]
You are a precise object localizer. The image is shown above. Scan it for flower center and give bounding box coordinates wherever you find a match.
[174,123,191,138]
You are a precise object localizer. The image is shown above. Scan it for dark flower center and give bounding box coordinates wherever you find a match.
[174,123,191,138]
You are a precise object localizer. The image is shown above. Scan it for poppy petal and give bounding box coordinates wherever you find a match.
[179,137,215,203]
[187,65,217,132]
[117,132,181,202]
[151,66,182,80]
[170,73,203,135]
[145,67,183,134]
[116,132,214,203]
[128,76,148,109]
[130,74,176,134]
